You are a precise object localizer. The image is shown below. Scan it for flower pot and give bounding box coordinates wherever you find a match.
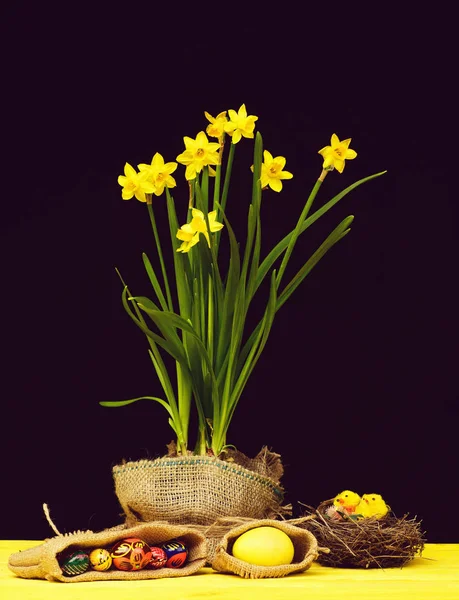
[113,455,289,527]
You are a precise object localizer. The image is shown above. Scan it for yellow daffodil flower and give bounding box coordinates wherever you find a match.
[117,162,156,202]
[318,134,357,173]
[138,153,177,196]
[259,150,293,192]
[176,209,224,252]
[204,111,228,140]
[176,131,220,180]
[176,223,200,253]
[224,104,258,144]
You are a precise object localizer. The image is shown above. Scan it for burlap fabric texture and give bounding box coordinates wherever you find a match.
[114,454,290,527]
[211,519,319,579]
[8,522,207,582]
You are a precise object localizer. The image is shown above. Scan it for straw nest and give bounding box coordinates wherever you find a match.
[298,500,426,569]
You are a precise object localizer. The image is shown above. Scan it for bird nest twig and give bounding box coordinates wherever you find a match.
[297,500,426,569]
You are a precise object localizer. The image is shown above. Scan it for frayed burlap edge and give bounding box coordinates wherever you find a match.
[8,522,207,582]
[211,519,319,579]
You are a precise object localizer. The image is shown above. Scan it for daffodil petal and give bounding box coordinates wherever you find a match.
[346,149,357,159]
[125,163,138,177]
[183,136,196,149]
[263,150,274,163]
[269,178,283,192]
[192,208,205,220]
[196,131,209,145]
[164,162,178,174]
[185,164,196,180]
[232,130,242,144]
[334,159,345,173]
[323,155,334,168]
[275,156,286,169]
[279,170,293,179]
[331,134,340,147]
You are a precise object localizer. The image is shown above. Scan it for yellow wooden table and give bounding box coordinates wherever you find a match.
[1,541,458,600]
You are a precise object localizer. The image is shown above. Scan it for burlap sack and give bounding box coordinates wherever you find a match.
[114,455,290,526]
[8,522,207,582]
[211,519,319,579]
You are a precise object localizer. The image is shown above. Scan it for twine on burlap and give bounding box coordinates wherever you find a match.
[211,519,320,579]
[8,520,207,582]
[114,454,290,527]
[43,503,61,536]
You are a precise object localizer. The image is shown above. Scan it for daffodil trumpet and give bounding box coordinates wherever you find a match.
[103,106,386,456]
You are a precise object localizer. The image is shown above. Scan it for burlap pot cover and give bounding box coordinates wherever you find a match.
[211,519,319,579]
[113,456,287,526]
[8,522,207,582]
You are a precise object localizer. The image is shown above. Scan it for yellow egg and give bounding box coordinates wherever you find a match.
[231,526,295,567]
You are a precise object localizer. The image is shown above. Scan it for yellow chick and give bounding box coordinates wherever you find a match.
[333,490,361,515]
[355,493,390,519]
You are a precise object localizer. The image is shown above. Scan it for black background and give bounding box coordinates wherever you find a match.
[2,4,457,542]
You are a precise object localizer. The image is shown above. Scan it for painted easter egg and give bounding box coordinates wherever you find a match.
[161,539,188,568]
[147,546,167,569]
[111,537,152,571]
[231,526,295,567]
[60,550,90,576]
[89,547,112,571]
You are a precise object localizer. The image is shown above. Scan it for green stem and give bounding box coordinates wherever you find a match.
[212,164,222,212]
[220,142,235,216]
[147,202,174,311]
[195,426,207,455]
[275,176,323,290]
[215,143,235,252]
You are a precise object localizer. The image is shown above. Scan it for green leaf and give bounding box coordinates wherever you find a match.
[138,307,219,400]
[231,269,277,413]
[254,171,386,300]
[121,287,187,365]
[143,253,169,312]
[100,396,173,417]
[277,216,354,310]
[215,201,241,372]
[166,188,191,319]
[238,216,355,368]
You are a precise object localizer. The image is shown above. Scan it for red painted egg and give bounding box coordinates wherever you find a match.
[147,546,167,569]
[111,537,152,571]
